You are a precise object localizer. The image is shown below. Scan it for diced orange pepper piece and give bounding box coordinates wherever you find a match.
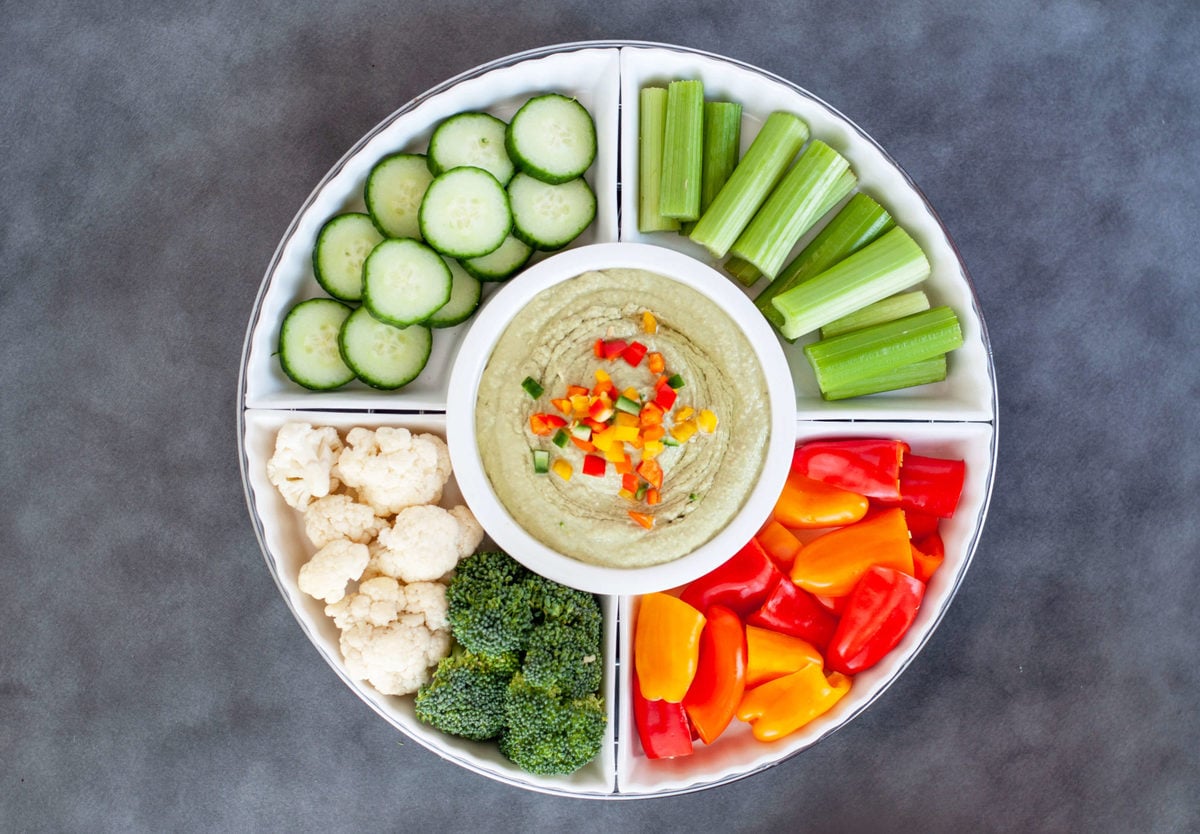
[566,384,589,397]
[646,487,661,506]
[756,520,803,571]
[639,402,665,427]
[592,379,616,398]
[528,413,564,436]
[570,436,596,453]
[636,458,664,490]
[550,397,572,415]
[647,351,665,374]
[551,459,572,481]
[629,510,657,531]
[642,425,666,442]
[622,473,639,493]
[642,310,658,334]
[615,455,634,475]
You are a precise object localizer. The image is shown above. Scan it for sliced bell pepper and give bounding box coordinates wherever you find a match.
[746,577,838,650]
[826,566,926,675]
[812,593,848,616]
[789,507,913,597]
[792,438,908,501]
[744,625,823,688]
[893,454,966,518]
[910,531,945,583]
[680,538,784,618]
[633,669,694,759]
[773,471,870,529]
[756,520,802,571]
[681,606,746,745]
[634,593,706,702]
[736,664,852,742]
[904,509,941,539]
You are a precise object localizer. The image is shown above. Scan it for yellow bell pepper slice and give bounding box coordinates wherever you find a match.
[736,663,851,741]
[634,593,706,702]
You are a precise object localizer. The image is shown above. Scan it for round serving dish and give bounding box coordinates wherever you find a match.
[238,41,997,799]
[445,242,796,597]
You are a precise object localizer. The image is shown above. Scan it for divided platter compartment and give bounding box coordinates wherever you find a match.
[239,42,998,799]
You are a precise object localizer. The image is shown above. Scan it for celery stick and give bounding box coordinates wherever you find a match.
[730,141,855,279]
[659,80,705,221]
[680,101,742,235]
[688,111,809,257]
[772,226,930,341]
[820,355,947,401]
[820,290,931,338]
[724,256,762,286]
[638,87,680,233]
[803,306,963,396]
[755,193,895,329]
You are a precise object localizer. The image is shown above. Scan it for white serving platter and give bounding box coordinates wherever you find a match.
[238,41,998,799]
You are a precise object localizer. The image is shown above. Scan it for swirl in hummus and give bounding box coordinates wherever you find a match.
[475,268,771,569]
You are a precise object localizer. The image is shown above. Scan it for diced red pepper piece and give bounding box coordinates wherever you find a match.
[826,566,925,675]
[528,413,567,436]
[633,670,694,759]
[588,397,614,422]
[680,538,784,619]
[602,339,627,360]
[582,454,606,477]
[653,383,678,410]
[621,473,639,493]
[636,458,663,490]
[621,341,649,367]
[646,487,661,506]
[747,578,839,651]
[593,339,605,359]
[792,438,909,501]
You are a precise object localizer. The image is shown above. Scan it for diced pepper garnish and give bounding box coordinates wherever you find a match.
[614,411,640,428]
[622,341,649,367]
[619,488,636,501]
[551,397,572,415]
[594,368,611,383]
[671,420,698,444]
[639,402,665,427]
[611,425,640,443]
[604,444,628,464]
[629,510,656,529]
[642,425,666,442]
[654,384,678,410]
[643,440,665,459]
[698,409,718,433]
[588,397,614,422]
[637,458,664,490]
[646,487,661,506]
[570,394,591,415]
[570,436,597,453]
[532,449,550,473]
[593,339,605,359]
[643,311,658,334]
[566,384,590,398]
[552,429,569,448]
[622,473,639,493]
[615,395,642,415]
[667,373,685,389]
[552,459,572,481]
[529,413,567,436]
[648,351,665,374]
[582,454,607,477]
[615,455,635,475]
[522,377,544,399]
[676,406,695,422]
[602,339,627,360]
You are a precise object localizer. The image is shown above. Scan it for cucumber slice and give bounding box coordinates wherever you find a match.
[337,305,432,390]
[312,213,383,302]
[362,238,452,327]
[506,94,597,184]
[428,112,515,185]
[278,298,356,390]
[507,173,596,251]
[427,258,482,328]
[364,153,434,239]
[418,167,512,259]
[459,234,533,281]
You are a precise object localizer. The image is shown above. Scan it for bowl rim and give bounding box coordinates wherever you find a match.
[445,242,797,596]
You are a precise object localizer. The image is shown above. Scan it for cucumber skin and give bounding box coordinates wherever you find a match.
[427,112,515,185]
[427,261,482,328]
[311,213,381,302]
[505,94,597,185]
[417,167,513,260]
[459,236,533,281]
[362,238,452,328]
[337,306,432,390]
[364,152,433,239]
[508,174,596,251]
[278,298,357,390]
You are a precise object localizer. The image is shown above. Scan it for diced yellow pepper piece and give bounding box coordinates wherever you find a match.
[698,409,718,433]
[622,387,641,402]
[675,406,695,422]
[642,440,665,459]
[611,425,640,443]
[614,412,639,428]
[551,459,572,481]
[595,368,610,383]
[604,444,628,463]
[671,420,698,444]
[619,488,636,501]
[643,311,658,334]
[570,395,591,416]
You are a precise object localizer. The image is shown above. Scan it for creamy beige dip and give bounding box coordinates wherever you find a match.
[475,268,770,569]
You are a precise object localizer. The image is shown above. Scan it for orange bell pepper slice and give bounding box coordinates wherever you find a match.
[773,471,869,529]
[634,593,706,702]
[736,664,852,742]
[910,531,945,582]
[681,606,746,745]
[756,520,802,571]
[789,508,913,597]
[744,625,822,688]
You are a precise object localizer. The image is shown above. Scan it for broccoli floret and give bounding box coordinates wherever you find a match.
[446,551,537,656]
[498,674,606,775]
[528,576,602,633]
[414,648,519,741]
[522,616,603,699]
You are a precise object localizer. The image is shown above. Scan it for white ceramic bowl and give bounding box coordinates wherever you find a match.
[446,243,797,596]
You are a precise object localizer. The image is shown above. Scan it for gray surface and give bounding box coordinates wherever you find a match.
[3,1,1198,832]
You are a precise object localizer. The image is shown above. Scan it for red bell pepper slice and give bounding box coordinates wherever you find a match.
[826,566,925,675]
[792,438,908,501]
[632,669,694,759]
[681,606,746,745]
[680,538,783,618]
[910,531,945,583]
[747,578,838,650]
[622,341,649,367]
[904,510,941,539]
[895,454,966,518]
[812,593,848,616]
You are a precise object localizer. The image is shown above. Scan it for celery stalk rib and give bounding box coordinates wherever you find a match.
[659,80,705,221]
[688,111,809,258]
[819,355,948,400]
[772,226,930,341]
[820,290,931,338]
[754,193,895,330]
[804,306,963,396]
[729,141,855,279]
[699,101,742,213]
[638,87,680,233]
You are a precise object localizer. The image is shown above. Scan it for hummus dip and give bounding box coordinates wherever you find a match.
[475,268,771,569]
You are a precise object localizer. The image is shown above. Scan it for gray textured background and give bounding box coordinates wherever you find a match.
[3,1,1198,832]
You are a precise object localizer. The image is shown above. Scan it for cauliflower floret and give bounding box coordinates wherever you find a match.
[358,539,391,584]
[329,575,452,696]
[374,504,482,582]
[334,427,451,516]
[448,504,485,559]
[297,539,369,604]
[267,423,343,509]
[303,494,386,549]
